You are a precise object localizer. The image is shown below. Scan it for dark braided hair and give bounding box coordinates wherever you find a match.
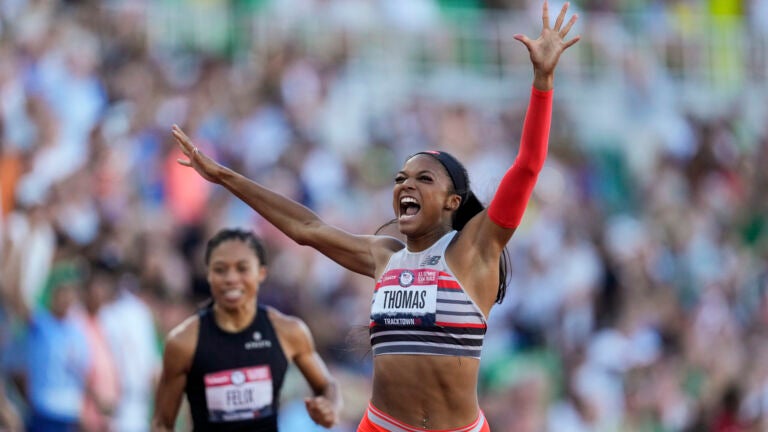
[205,228,268,267]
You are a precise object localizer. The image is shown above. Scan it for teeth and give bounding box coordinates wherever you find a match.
[223,290,244,300]
[400,196,418,205]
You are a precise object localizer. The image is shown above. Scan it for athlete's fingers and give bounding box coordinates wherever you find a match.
[305,397,327,412]
[317,410,336,427]
[307,397,336,419]
[171,124,187,143]
[553,2,569,32]
[314,402,332,415]
[513,34,533,50]
[542,0,550,29]
[305,399,336,427]
[560,14,578,38]
[173,124,208,170]
[171,125,196,157]
[171,136,190,158]
[171,131,191,152]
[563,35,581,50]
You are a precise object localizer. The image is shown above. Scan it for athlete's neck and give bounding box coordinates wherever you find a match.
[405,227,452,252]
[212,302,258,333]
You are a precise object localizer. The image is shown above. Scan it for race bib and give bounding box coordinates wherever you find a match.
[204,365,273,422]
[372,269,438,326]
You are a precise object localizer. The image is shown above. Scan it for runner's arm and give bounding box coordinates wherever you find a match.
[279,313,342,428]
[151,320,196,432]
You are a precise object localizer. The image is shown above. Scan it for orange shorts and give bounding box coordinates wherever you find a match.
[357,402,491,432]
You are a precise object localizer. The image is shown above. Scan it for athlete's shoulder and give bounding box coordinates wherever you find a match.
[266,306,307,335]
[167,313,200,341]
[266,306,314,357]
[163,313,200,365]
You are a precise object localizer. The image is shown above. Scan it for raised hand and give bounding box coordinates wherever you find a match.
[172,124,226,184]
[304,395,339,428]
[514,1,580,89]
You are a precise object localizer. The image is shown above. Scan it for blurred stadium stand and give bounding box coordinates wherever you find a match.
[1,1,767,431]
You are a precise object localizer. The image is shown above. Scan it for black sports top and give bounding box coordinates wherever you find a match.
[185,304,288,431]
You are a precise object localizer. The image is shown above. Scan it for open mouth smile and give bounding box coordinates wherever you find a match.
[399,196,421,221]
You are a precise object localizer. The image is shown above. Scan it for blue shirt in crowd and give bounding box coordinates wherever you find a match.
[25,309,91,422]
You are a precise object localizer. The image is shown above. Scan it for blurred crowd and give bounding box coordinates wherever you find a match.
[1,0,767,431]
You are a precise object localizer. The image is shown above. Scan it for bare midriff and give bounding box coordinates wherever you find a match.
[370,354,481,429]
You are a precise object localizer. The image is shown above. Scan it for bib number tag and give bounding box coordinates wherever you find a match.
[204,365,273,422]
[372,269,438,326]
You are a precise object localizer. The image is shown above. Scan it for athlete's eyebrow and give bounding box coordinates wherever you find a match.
[210,258,253,265]
[396,169,437,176]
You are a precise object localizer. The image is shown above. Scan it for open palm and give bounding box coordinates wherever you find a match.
[515,1,580,77]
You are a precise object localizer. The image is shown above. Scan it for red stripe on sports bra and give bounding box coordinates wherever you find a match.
[436,321,487,329]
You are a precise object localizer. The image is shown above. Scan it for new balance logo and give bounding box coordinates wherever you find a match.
[420,255,441,266]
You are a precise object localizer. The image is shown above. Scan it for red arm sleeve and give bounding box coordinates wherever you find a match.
[487,86,553,228]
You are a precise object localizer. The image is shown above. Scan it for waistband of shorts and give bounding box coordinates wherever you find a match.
[365,401,487,432]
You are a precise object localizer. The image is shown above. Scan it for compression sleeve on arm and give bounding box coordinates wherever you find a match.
[487,86,553,228]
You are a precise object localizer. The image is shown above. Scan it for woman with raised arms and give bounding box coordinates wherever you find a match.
[172,2,579,430]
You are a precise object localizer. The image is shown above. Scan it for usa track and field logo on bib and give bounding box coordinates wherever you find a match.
[399,270,414,287]
[372,269,438,326]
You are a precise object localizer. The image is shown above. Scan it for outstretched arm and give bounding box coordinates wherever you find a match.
[450,2,579,312]
[172,126,402,278]
[479,1,580,250]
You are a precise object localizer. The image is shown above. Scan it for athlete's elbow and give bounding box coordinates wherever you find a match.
[292,228,314,247]
[511,162,543,178]
[293,234,310,246]
[292,220,325,247]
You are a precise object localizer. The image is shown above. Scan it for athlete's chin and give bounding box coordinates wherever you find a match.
[397,223,417,237]
[397,217,421,234]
